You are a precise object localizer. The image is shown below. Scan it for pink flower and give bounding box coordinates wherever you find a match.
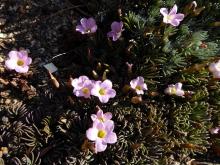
[209,60,220,78]
[71,76,93,98]
[91,106,112,124]
[5,50,32,73]
[160,4,184,26]
[210,127,220,134]
[130,76,148,95]
[164,82,185,97]
[76,18,97,34]
[91,80,116,103]
[71,76,89,90]
[107,21,123,41]
[86,120,117,153]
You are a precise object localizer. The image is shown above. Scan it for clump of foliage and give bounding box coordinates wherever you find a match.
[0,0,220,164]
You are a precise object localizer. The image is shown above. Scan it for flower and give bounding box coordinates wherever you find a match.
[107,21,123,41]
[209,60,220,78]
[86,120,117,153]
[5,50,32,73]
[71,76,89,90]
[160,4,184,26]
[130,76,148,95]
[71,76,94,98]
[76,18,97,34]
[91,106,112,124]
[210,127,220,134]
[164,82,185,97]
[91,79,116,103]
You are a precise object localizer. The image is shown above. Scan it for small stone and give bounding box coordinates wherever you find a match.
[5,99,11,105]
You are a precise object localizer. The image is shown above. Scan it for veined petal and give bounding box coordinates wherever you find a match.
[87,18,96,29]
[160,8,168,16]
[80,18,88,29]
[174,14,184,21]
[169,4,178,15]
[170,19,180,26]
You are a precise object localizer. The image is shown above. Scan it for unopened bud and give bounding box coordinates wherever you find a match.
[92,70,99,79]
[48,72,60,88]
[131,96,142,104]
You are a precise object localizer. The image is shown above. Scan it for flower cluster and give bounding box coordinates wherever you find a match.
[5,50,32,73]
[209,60,220,78]
[71,76,116,103]
[86,107,117,153]
[76,18,123,41]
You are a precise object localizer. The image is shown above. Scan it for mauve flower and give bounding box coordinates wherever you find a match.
[160,4,184,26]
[5,50,32,73]
[210,127,220,134]
[91,80,116,103]
[76,18,97,34]
[91,106,112,124]
[86,120,117,153]
[71,76,94,98]
[71,76,89,90]
[107,21,123,41]
[74,80,94,98]
[209,60,220,78]
[130,76,148,95]
[164,82,185,97]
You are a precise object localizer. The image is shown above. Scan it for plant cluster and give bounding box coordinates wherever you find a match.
[0,0,220,164]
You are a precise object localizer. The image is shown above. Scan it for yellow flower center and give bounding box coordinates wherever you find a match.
[97,130,106,138]
[82,87,89,94]
[135,85,142,90]
[99,88,106,95]
[166,15,174,21]
[98,117,105,122]
[17,60,24,66]
[170,87,176,95]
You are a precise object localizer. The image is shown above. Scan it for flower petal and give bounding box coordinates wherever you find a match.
[95,140,107,153]
[99,95,110,103]
[130,79,137,89]
[160,8,168,16]
[170,19,180,26]
[101,79,112,89]
[8,51,18,59]
[169,4,178,15]
[97,109,104,118]
[111,21,123,33]
[104,132,117,144]
[86,127,98,141]
[174,14,184,21]
[15,66,29,73]
[87,18,97,29]
[5,59,17,70]
[104,112,112,120]
[80,18,88,29]
[76,25,86,34]
[175,83,182,90]
[107,89,116,98]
